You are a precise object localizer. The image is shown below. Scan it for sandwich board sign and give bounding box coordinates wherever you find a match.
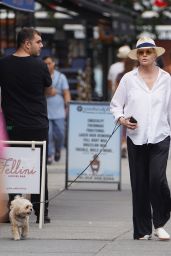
[66,101,121,190]
[0,147,40,194]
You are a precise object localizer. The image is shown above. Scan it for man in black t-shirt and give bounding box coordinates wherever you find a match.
[0,27,56,223]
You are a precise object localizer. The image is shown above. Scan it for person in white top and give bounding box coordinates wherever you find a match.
[107,45,131,99]
[110,37,171,241]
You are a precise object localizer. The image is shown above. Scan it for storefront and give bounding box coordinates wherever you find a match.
[0,0,35,52]
[0,0,136,100]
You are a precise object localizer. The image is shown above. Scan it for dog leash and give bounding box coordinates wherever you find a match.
[32,121,121,205]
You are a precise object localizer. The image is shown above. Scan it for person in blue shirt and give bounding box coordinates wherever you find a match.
[43,56,71,164]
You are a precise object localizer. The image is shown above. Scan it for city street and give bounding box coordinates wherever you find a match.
[1,150,171,255]
[0,1,171,255]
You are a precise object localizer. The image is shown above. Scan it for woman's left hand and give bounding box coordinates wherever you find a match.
[119,117,138,130]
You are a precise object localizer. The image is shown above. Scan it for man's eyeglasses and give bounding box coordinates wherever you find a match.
[137,49,155,56]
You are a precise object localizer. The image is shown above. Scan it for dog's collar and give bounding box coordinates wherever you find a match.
[16,214,26,219]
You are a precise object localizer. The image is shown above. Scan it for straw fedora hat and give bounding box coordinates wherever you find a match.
[117,45,131,59]
[128,37,165,60]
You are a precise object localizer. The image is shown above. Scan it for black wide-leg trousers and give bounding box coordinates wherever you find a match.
[127,136,171,240]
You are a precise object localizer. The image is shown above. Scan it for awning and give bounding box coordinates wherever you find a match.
[0,0,35,12]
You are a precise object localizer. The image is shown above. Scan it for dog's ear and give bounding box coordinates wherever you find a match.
[14,206,21,216]
[10,201,15,210]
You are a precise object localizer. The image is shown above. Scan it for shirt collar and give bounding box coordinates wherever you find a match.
[133,67,167,77]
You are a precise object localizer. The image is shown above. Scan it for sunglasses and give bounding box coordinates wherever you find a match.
[137,49,155,56]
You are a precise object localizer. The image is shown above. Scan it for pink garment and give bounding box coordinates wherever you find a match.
[0,111,7,157]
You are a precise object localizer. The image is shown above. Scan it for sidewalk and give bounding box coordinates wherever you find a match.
[1,150,171,255]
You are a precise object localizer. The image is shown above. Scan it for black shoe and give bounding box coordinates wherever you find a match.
[47,156,53,165]
[36,215,51,224]
[3,218,10,223]
[0,212,10,223]
[55,151,61,162]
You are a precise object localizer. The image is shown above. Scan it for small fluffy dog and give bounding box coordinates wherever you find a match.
[9,195,33,240]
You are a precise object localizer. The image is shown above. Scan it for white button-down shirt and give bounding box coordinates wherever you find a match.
[110,68,171,145]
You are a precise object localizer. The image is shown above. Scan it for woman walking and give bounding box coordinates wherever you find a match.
[110,37,171,240]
